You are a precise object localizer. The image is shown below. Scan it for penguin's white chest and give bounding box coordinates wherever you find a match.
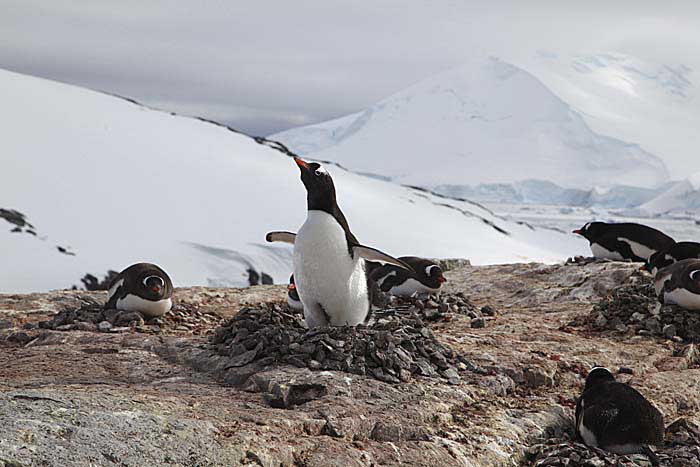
[590,243,624,261]
[663,288,700,310]
[116,295,172,317]
[389,278,439,297]
[293,211,368,326]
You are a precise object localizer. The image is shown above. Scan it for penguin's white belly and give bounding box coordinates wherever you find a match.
[577,413,598,447]
[617,237,656,261]
[294,211,368,326]
[389,278,439,297]
[116,295,172,317]
[605,443,643,455]
[663,288,700,310]
[590,243,624,261]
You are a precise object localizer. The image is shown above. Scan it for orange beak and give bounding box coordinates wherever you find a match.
[294,157,310,170]
[572,229,582,235]
[438,276,447,283]
[152,286,161,293]
[287,283,296,292]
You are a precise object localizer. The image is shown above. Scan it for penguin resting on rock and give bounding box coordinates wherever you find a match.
[369,256,446,296]
[104,262,173,318]
[645,241,700,275]
[576,367,663,465]
[286,275,303,311]
[573,222,674,262]
[266,157,412,327]
[656,258,700,310]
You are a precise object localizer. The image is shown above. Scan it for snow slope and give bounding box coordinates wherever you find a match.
[522,52,700,179]
[0,69,588,293]
[273,57,669,190]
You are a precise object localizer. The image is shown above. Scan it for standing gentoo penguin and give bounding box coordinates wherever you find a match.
[267,157,412,327]
[573,222,674,262]
[286,275,303,311]
[645,241,700,275]
[104,263,173,317]
[656,259,700,310]
[370,257,447,296]
[576,367,664,463]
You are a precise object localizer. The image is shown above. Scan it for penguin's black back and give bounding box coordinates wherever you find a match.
[582,222,674,248]
[576,380,664,448]
[649,241,700,271]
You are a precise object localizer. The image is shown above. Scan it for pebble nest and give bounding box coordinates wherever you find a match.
[576,278,700,343]
[525,418,700,467]
[33,296,222,335]
[209,294,484,384]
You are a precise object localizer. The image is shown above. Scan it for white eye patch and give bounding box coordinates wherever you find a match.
[314,166,328,176]
[691,270,700,282]
[425,265,439,276]
[143,275,164,288]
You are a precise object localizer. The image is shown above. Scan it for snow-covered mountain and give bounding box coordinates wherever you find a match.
[522,52,700,179]
[632,172,700,216]
[273,57,670,190]
[0,69,588,293]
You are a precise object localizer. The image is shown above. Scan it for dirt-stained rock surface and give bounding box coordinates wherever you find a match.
[1,262,699,466]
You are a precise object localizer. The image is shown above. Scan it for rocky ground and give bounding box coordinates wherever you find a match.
[0,261,699,466]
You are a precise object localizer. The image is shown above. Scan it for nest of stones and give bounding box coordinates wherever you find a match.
[35,296,221,335]
[375,291,494,328]
[578,279,700,342]
[526,418,700,467]
[209,299,476,384]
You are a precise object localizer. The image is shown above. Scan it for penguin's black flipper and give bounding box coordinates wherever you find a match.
[352,245,414,272]
[104,283,123,310]
[265,231,297,245]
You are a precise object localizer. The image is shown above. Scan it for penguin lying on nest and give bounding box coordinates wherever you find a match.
[266,157,412,327]
[573,222,674,262]
[369,256,446,296]
[576,367,664,465]
[655,259,700,310]
[104,262,173,318]
[644,241,700,275]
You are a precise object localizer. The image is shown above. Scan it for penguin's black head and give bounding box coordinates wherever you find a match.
[584,367,615,392]
[140,274,166,300]
[424,264,447,288]
[644,250,670,274]
[572,221,606,241]
[295,158,336,212]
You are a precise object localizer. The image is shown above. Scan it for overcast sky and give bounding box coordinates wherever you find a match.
[1,1,699,136]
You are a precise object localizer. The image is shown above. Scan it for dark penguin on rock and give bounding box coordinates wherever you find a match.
[576,367,664,464]
[370,256,446,296]
[286,275,303,311]
[266,157,412,327]
[104,263,173,317]
[645,241,700,275]
[656,258,700,310]
[573,222,674,262]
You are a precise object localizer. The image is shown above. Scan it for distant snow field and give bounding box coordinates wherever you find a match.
[0,69,589,293]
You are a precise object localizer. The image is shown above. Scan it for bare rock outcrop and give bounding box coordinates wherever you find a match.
[0,262,698,466]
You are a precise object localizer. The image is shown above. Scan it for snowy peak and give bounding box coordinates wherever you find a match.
[524,51,700,178]
[273,57,670,190]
